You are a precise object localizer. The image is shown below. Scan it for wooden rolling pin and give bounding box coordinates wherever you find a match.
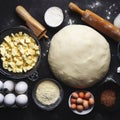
[16,6,48,39]
[69,2,120,42]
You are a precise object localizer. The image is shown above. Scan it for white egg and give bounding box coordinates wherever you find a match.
[4,93,16,106]
[16,94,28,106]
[0,93,4,104]
[15,81,28,94]
[114,13,120,28]
[0,81,3,90]
[3,80,14,92]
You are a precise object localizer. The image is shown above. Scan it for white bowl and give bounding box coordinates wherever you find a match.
[68,91,94,115]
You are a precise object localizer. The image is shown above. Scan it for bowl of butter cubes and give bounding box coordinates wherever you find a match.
[0,26,41,79]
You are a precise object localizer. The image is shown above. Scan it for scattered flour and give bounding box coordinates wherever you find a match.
[105,3,116,20]
[64,10,75,25]
[87,1,102,9]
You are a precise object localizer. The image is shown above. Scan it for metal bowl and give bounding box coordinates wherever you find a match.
[0,26,41,79]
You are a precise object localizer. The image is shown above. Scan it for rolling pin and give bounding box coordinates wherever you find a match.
[16,6,48,39]
[69,2,120,42]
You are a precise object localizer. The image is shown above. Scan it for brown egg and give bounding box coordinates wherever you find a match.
[76,105,83,112]
[70,103,77,110]
[76,98,83,104]
[89,97,94,106]
[71,92,78,99]
[78,92,85,99]
[85,92,91,99]
[70,98,77,104]
[83,100,89,109]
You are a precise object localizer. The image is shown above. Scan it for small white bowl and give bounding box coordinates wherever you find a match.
[44,6,64,27]
[68,91,94,115]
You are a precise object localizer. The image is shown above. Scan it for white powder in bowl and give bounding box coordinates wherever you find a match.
[36,80,60,105]
[114,13,120,28]
[44,7,64,27]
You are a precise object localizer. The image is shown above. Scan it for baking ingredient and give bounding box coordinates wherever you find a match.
[0,32,40,73]
[4,93,16,106]
[71,98,77,104]
[16,94,28,106]
[44,7,64,27]
[114,14,120,28]
[69,91,94,112]
[15,81,28,94]
[89,98,94,105]
[76,98,83,104]
[71,92,78,99]
[83,100,89,109]
[76,105,83,111]
[78,92,85,98]
[0,81,3,90]
[117,66,120,73]
[100,89,116,107]
[85,92,91,99]
[70,103,77,109]
[48,25,110,88]
[3,80,14,92]
[0,93,4,104]
[36,80,60,105]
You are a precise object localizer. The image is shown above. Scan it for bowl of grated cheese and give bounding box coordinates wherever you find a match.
[32,78,64,111]
[0,26,41,79]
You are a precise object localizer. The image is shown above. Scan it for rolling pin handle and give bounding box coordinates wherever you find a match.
[69,2,84,15]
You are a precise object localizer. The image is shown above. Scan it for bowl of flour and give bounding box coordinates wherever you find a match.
[32,78,64,111]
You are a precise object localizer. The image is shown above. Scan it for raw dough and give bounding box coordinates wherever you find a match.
[48,25,110,88]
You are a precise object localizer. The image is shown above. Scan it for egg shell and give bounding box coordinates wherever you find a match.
[84,92,91,99]
[76,98,83,104]
[83,100,89,109]
[78,92,85,99]
[89,98,94,106]
[0,81,3,90]
[76,105,83,112]
[15,81,28,94]
[4,93,16,106]
[70,98,77,104]
[71,92,78,99]
[16,94,28,106]
[0,93,4,104]
[70,103,77,110]
[3,80,14,92]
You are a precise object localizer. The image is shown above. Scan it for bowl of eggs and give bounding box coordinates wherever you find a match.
[0,26,41,79]
[68,91,95,115]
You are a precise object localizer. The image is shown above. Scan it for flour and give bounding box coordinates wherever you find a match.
[87,1,102,9]
[36,80,60,105]
[44,7,64,27]
[105,3,116,20]
[64,10,75,25]
[114,13,120,28]
[68,19,75,25]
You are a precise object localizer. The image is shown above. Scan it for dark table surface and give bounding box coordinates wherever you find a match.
[0,0,120,120]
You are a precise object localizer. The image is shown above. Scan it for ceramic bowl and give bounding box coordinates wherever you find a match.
[0,26,41,79]
[95,78,120,112]
[68,90,94,115]
[32,78,64,111]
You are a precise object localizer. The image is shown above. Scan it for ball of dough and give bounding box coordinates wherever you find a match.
[48,25,110,88]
